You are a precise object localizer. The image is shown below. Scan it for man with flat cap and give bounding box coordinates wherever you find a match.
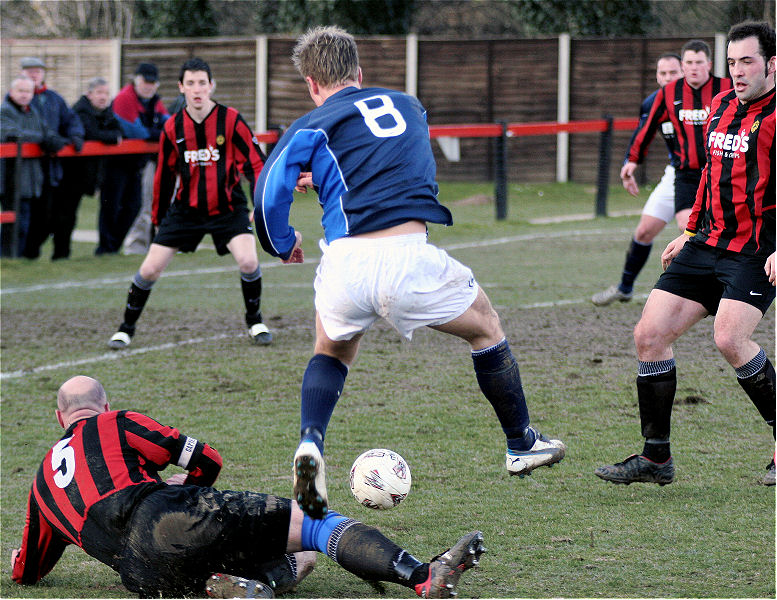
[19,56,84,260]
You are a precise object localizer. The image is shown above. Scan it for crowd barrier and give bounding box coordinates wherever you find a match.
[0,117,638,256]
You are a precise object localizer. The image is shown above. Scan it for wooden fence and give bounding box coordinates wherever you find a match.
[2,33,726,185]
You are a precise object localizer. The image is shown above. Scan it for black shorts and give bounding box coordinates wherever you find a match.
[674,168,702,213]
[153,204,254,256]
[119,486,292,597]
[654,240,775,315]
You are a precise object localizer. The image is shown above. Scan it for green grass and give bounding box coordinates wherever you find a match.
[1,182,774,598]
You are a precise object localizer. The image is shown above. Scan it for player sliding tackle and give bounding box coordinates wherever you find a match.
[253,26,566,520]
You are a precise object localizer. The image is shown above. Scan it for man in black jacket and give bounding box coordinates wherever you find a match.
[53,77,123,260]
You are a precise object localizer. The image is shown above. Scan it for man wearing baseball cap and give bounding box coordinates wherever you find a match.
[98,62,168,255]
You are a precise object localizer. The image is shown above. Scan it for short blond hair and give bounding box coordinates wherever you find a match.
[292,26,360,88]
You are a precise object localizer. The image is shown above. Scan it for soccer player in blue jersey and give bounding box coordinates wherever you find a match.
[254,26,566,520]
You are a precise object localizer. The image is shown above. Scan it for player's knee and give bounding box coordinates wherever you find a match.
[237,256,259,274]
[138,261,164,282]
[633,319,665,356]
[634,224,659,243]
[713,328,741,362]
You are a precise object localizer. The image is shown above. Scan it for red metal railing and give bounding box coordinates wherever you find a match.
[1,117,639,254]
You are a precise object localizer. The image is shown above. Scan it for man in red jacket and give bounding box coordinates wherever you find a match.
[596,21,776,487]
[10,375,485,598]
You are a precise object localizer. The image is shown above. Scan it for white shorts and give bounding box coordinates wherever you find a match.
[314,233,479,341]
[641,165,676,223]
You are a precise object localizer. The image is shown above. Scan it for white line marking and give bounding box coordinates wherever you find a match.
[1,226,638,380]
[1,334,238,381]
[1,227,632,295]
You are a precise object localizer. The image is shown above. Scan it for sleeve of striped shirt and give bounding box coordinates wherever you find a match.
[152,123,178,226]
[627,86,668,164]
[233,114,266,201]
[122,411,223,487]
[12,487,69,584]
[685,161,709,234]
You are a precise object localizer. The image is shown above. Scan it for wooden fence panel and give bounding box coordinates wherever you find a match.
[2,34,727,187]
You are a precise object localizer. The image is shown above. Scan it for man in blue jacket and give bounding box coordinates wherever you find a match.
[19,57,84,260]
[254,26,566,520]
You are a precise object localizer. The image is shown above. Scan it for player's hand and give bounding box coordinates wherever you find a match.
[661,234,688,270]
[295,172,314,193]
[765,252,776,286]
[11,548,19,569]
[620,161,639,197]
[282,231,304,264]
[165,473,187,485]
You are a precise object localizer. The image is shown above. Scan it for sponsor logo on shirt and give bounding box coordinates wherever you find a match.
[678,108,710,125]
[708,128,749,158]
[184,145,220,165]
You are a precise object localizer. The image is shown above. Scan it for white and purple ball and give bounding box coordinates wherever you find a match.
[349,448,411,509]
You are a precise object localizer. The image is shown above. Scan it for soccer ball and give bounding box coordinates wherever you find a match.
[349,448,411,509]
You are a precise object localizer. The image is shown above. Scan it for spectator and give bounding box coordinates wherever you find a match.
[99,63,168,255]
[0,76,65,257]
[19,56,84,260]
[53,77,122,260]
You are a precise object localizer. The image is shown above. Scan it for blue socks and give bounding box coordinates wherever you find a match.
[472,339,534,452]
[300,354,349,453]
[620,238,652,294]
[300,510,354,557]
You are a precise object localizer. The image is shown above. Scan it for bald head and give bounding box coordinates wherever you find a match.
[57,376,108,420]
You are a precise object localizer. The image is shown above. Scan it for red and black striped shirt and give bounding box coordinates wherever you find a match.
[628,75,732,170]
[686,88,775,256]
[12,410,222,584]
[153,103,266,225]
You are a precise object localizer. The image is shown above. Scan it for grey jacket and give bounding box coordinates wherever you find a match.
[0,95,64,199]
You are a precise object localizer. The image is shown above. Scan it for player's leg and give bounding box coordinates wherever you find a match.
[294,236,378,518]
[592,166,675,306]
[595,288,707,485]
[108,243,177,349]
[716,298,776,432]
[293,314,362,518]
[227,233,272,345]
[431,288,566,477]
[713,259,776,485]
[286,502,485,598]
[673,207,691,232]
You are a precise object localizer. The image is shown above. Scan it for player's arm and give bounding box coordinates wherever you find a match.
[12,489,69,584]
[152,126,177,226]
[661,165,707,270]
[254,126,320,260]
[232,115,266,201]
[765,253,776,286]
[121,411,223,487]
[626,86,668,165]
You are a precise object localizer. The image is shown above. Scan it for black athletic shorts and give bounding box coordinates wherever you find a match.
[654,240,775,315]
[118,485,292,597]
[673,168,702,213]
[153,203,254,256]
